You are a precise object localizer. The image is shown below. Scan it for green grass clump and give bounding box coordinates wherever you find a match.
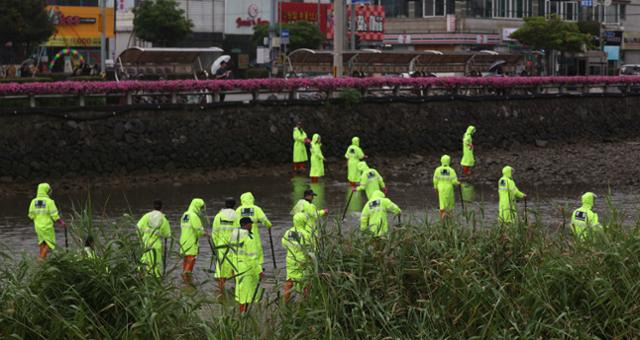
[280,216,640,338]
[2,204,640,338]
[0,211,209,339]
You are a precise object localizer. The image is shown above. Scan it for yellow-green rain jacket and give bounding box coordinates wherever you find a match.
[282,213,314,283]
[309,133,325,177]
[461,125,476,167]
[229,227,261,304]
[360,190,401,236]
[179,198,205,256]
[345,137,364,182]
[137,210,171,276]
[357,162,385,199]
[235,192,272,270]
[28,183,61,249]
[293,127,308,163]
[498,166,525,224]
[212,208,237,278]
[290,198,326,236]
[571,192,602,240]
[433,155,460,211]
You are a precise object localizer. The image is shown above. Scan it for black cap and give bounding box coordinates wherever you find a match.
[239,217,253,226]
[304,189,317,197]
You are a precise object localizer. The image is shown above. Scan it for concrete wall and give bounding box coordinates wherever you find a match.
[1,96,639,180]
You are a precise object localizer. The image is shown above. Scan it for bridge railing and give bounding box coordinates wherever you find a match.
[1,76,639,109]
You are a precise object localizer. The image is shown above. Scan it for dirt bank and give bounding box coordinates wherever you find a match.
[3,139,638,197]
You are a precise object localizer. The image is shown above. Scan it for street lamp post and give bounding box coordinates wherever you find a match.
[333,0,345,76]
[99,0,107,73]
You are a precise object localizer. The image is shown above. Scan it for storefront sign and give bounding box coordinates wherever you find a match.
[327,4,385,41]
[280,2,330,33]
[384,33,500,46]
[117,0,135,13]
[225,0,272,35]
[502,28,518,41]
[45,6,114,47]
[604,31,623,46]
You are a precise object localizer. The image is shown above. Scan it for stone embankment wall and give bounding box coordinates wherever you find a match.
[1,96,638,180]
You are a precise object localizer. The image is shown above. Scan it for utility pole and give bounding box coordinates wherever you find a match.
[317,0,321,27]
[350,1,356,50]
[333,0,345,76]
[99,0,107,73]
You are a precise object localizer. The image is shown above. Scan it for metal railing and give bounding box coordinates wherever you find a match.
[1,78,639,110]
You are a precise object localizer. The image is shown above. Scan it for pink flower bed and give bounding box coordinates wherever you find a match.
[1,76,639,96]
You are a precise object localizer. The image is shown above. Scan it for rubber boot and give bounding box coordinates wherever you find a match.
[217,278,226,297]
[439,209,447,220]
[239,304,247,313]
[38,243,49,260]
[463,166,471,175]
[284,280,294,304]
[310,177,318,183]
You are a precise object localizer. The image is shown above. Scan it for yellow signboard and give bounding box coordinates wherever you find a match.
[45,6,114,47]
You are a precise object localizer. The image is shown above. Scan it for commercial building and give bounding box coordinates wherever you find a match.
[379,0,639,68]
[44,0,115,71]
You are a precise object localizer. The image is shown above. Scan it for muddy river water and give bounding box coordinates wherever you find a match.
[1,170,639,283]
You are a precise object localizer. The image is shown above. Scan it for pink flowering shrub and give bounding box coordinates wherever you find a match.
[1,76,639,96]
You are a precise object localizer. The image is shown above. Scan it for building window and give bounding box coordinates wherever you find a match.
[592,4,621,24]
[545,0,578,21]
[423,0,454,16]
[467,0,494,18]
[493,0,531,18]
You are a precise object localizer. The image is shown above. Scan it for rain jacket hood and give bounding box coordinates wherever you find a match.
[357,161,369,172]
[465,126,476,135]
[502,166,513,179]
[352,136,360,147]
[188,198,205,214]
[581,192,596,209]
[371,190,385,200]
[240,192,255,206]
[37,183,51,197]
[312,134,320,143]
[440,155,451,166]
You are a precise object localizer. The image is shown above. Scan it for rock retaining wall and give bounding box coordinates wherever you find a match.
[1,96,638,180]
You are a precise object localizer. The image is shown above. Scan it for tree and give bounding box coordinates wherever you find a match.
[0,0,54,61]
[133,0,193,47]
[253,21,325,52]
[511,16,591,75]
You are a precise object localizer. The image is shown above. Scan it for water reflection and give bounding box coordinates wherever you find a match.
[346,188,364,214]
[290,176,307,207]
[461,182,476,203]
[309,182,326,210]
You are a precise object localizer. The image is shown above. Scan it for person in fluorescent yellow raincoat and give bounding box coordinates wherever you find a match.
[211,198,237,294]
[344,137,365,186]
[292,121,310,172]
[309,133,325,182]
[571,192,602,240]
[290,189,328,240]
[498,166,526,224]
[356,161,386,200]
[179,198,206,283]
[282,212,314,302]
[235,192,272,272]
[28,183,66,259]
[433,155,460,219]
[461,125,476,175]
[230,217,262,313]
[360,190,401,237]
[137,200,171,277]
